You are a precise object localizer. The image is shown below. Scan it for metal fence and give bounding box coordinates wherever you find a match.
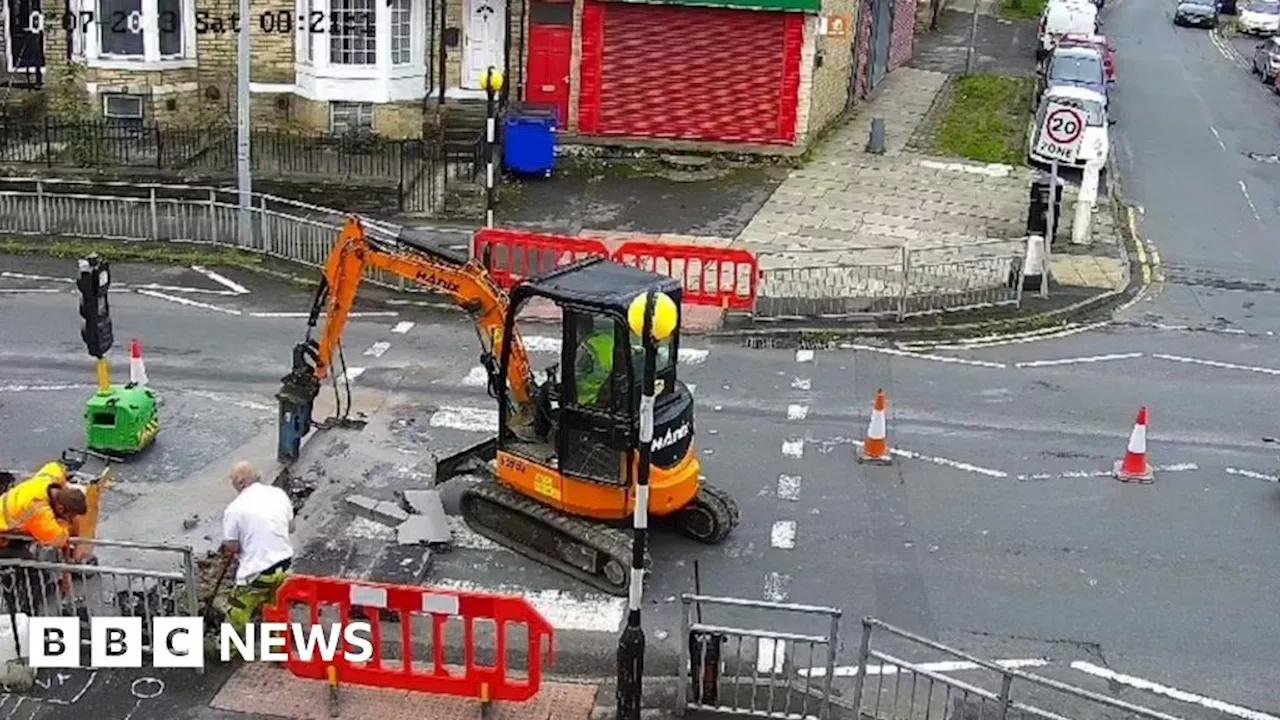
[0,533,201,669]
[679,593,842,719]
[848,618,1184,720]
[755,240,1026,321]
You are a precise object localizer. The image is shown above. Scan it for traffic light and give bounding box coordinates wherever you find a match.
[77,254,114,358]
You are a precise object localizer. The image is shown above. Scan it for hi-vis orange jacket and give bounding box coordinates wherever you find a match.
[0,462,72,546]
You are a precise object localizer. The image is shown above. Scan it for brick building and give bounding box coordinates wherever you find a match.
[0,0,916,146]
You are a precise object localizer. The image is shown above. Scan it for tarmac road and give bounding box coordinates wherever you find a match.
[4,260,1280,719]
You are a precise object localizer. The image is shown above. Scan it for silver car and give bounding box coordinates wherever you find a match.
[1252,36,1280,82]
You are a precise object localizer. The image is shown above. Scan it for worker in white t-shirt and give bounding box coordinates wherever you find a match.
[212,461,296,630]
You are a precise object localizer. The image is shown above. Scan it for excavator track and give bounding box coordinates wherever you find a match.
[459,478,650,597]
[675,481,740,545]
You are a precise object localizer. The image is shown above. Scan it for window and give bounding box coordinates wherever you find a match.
[391,0,411,64]
[157,0,182,56]
[1049,54,1103,84]
[103,94,145,119]
[81,0,192,65]
[331,102,373,133]
[99,0,144,56]
[330,0,376,65]
[530,0,572,25]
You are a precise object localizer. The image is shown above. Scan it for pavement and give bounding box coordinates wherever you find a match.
[4,257,1280,720]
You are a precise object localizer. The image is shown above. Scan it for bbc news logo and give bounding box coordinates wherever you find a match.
[28,617,374,668]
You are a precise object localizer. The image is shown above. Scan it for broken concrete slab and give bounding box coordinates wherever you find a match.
[345,494,379,519]
[399,489,452,543]
[396,514,452,546]
[368,545,433,585]
[344,495,410,527]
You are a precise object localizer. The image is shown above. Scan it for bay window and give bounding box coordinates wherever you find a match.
[80,0,195,67]
[296,0,426,102]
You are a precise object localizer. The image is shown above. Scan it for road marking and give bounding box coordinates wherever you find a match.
[0,271,72,283]
[781,439,804,458]
[1014,352,1143,368]
[1070,661,1280,720]
[777,474,801,501]
[1017,463,1199,481]
[841,343,1007,369]
[795,349,814,363]
[763,571,790,602]
[1152,353,1280,376]
[341,367,366,382]
[430,578,626,633]
[1209,125,1226,151]
[889,448,1007,478]
[461,366,489,387]
[429,406,499,433]
[246,311,400,318]
[906,319,1115,351]
[190,265,250,294]
[802,658,1051,678]
[786,404,808,420]
[181,390,274,412]
[391,321,415,334]
[134,289,242,315]
[1226,467,1280,483]
[385,298,457,311]
[124,283,237,296]
[0,288,63,293]
[363,341,391,358]
[0,383,92,392]
[791,377,811,391]
[770,520,796,549]
[1238,180,1262,221]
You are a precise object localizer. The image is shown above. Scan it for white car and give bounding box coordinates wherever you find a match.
[1238,0,1280,34]
[1028,86,1112,170]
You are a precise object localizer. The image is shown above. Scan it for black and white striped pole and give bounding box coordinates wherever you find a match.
[481,67,503,229]
[617,289,677,720]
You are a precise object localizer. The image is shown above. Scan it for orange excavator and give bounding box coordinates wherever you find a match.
[276,218,738,595]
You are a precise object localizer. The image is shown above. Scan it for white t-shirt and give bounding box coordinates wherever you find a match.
[223,482,295,585]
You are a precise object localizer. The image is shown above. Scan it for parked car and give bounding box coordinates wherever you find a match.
[1174,0,1220,26]
[1029,86,1113,171]
[1037,0,1099,62]
[1057,33,1116,80]
[1037,46,1110,108]
[1252,37,1280,81]
[1237,0,1280,34]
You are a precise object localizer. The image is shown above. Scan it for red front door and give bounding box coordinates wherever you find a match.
[525,1,573,125]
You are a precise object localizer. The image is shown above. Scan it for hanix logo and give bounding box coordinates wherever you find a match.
[652,422,690,451]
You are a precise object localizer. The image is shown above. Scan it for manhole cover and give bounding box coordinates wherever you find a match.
[1246,152,1280,164]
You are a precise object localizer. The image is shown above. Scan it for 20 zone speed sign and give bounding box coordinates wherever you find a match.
[1033,101,1087,164]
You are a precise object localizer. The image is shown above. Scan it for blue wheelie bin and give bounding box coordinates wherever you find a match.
[502,104,558,177]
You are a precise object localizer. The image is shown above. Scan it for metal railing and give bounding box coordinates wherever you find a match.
[848,618,1184,720]
[755,239,1026,321]
[0,533,201,670]
[679,593,841,719]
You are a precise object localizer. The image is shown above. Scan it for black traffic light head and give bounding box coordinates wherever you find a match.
[77,255,113,357]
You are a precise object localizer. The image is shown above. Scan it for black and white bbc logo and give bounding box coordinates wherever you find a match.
[28,616,206,669]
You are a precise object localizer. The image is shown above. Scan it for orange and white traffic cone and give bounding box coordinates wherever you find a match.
[858,389,893,464]
[1114,406,1154,483]
[129,338,149,386]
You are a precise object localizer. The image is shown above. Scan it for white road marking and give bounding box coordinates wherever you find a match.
[770,520,797,550]
[802,658,1051,678]
[430,578,626,633]
[762,571,790,602]
[1209,125,1227,151]
[840,343,1006,369]
[341,367,366,382]
[795,349,814,363]
[363,341,391,358]
[134,289,242,315]
[1014,352,1143,368]
[889,448,1007,478]
[777,474,801,501]
[1017,463,1199,481]
[0,271,72,283]
[679,348,709,365]
[791,377,811,391]
[0,383,93,392]
[1071,661,1280,720]
[905,319,1112,351]
[180,390,274,412]
[190,265,250,294]
[246,311,400,318]
[461,366,489,387]
[123,283,237,296]
[781,439,805,458]
[520,336,709,365]
[391,321,415,334]
[757,637,786,675]
[1226,467,1280,483]
[1238,180,1262,221]
[384,298,457,310]
[429,406,499,433]
[687,383,696,395]
[0,288,63,294]
[1152,353,1280,376]
[786,404,808,420]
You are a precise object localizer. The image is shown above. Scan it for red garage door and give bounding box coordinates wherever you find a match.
[579,2,804,144]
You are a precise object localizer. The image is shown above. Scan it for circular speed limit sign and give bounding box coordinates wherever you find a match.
[1045,108,1084,145]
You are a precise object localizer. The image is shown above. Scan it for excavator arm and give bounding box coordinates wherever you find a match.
[276,217,538,460]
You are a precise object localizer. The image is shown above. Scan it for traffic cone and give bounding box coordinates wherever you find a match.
[1113,406,1154,483]
[129,339,148,386]
[858,389,893,464]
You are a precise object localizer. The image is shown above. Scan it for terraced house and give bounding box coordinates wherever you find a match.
[0,0,918,147]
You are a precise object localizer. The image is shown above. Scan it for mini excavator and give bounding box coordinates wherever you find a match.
[276,219,739,595]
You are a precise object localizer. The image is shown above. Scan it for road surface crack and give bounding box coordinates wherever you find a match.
[957,628,1109,666]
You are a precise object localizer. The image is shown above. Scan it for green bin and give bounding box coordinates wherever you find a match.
[85,385,159,454]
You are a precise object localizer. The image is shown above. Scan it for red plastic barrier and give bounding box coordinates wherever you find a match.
[473,228,609,289]
[612,241,759,310]
[261,574,554,702]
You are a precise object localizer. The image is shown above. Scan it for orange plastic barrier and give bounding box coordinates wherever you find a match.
[473,228,609,289]
[611,241,759,310]
[261,574,555,702]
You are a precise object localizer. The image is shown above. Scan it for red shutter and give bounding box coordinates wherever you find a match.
[578,2,803,144]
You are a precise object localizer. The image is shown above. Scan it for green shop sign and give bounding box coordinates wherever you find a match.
[610,0,821,13]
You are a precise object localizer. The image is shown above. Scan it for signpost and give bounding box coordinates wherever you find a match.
[1032,101,1086,298]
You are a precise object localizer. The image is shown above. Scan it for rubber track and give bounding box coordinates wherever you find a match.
[684,481,740,544]
[460,478,649,597]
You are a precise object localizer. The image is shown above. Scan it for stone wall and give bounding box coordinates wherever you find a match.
[803,0,860,143]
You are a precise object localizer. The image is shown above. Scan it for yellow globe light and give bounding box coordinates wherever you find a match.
[481,68,505,93]
[628,291,678,342]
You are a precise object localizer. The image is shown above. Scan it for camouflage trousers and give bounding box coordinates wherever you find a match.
[212,568,289,630]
